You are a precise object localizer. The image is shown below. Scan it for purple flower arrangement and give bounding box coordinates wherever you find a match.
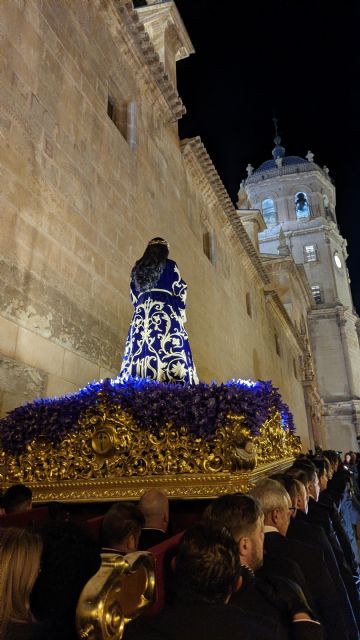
[0,376,295,455]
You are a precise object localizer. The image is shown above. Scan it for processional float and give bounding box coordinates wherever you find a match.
[0,375,300,502]
[0,239,301,501]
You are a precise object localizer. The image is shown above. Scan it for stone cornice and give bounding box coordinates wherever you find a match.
[323,399,360,415]
[265,290,303,350]
[237,209,266,232]
[110,0,186,121]
[136,1,194,61]
[308,304,359,324]
[180,137,270,285]
[325,226,348,249]
[259,219,343,242]
[307,305,341,322]
[261,255,313,307]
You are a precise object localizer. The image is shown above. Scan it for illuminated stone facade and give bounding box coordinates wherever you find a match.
[243,152,360,450]
[0,0,322,451]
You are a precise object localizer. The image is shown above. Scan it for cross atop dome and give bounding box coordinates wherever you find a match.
[272,118,285,162]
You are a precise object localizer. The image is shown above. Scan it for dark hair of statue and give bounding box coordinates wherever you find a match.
[131,237,169,292]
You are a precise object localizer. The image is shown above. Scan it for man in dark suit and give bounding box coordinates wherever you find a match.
[272,471,356,600]
[289,460,360,634]
[101,502,145,554]
[249,478,351,640]
[273,472,359,640]
[124,521,323,640]
[138,489,169,550]
[205,493,323,639]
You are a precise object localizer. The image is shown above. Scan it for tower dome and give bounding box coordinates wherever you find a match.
[253,119,310,174]
[254,155,308,174]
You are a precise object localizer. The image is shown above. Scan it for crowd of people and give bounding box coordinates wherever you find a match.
[1,450,360,639]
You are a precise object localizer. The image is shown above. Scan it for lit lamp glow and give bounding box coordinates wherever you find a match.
[334,253,342,269]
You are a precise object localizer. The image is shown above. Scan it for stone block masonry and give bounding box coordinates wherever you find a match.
[0,0,314,450]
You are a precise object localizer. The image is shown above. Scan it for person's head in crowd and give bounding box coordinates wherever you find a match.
[323,456,352,508]
[292,456,316,472]
[204,493,264,571]
[138,489,169,532]
[249,479,293,536]
[322,450,340,474]
[343,452,352,468]
[270,474,299,517]
[174,521,242,605]
[2,483,32,514]
[290,458,320,502]
[292,478,308,513]
[286,467,309,513]
[0,527,42,637]
[101,502,145,553]
[344,451,357,469]
[322,456,333,481]
[30,521,101,637]
[312,459,328,492]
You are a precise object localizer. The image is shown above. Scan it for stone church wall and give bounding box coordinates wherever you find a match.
[309,315,349,402]
[0,0,311,447]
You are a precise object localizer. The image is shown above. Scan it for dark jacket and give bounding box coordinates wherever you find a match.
[264,530,350,640]
[319,490,359,573]
[306,498,360,631]
[230,567,323,640]
[288,513,359,640]
[138,528,168,551]
[259,551,314,609]
[4,622,41,640]
[4,620,55,640]
[124,601,323,640]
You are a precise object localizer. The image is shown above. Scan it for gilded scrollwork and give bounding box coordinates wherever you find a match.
[253,413,302,465]
[216,414,256,472]
[76,551,155,640]
[0,398,301,501]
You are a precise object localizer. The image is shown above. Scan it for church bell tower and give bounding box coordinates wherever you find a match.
[242,128,360,450]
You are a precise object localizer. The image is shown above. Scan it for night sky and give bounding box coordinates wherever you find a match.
[175,0,360,313]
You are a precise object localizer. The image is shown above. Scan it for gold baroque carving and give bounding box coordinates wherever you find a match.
[76,551,155,639]
[253,417,302,465]
[0,397,300,501]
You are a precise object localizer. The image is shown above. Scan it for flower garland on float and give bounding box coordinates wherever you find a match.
[0,376,294,455]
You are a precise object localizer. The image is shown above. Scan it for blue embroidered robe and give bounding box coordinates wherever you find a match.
[120,259,198,385]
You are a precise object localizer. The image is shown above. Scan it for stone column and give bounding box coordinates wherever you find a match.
[338,311,357,399]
